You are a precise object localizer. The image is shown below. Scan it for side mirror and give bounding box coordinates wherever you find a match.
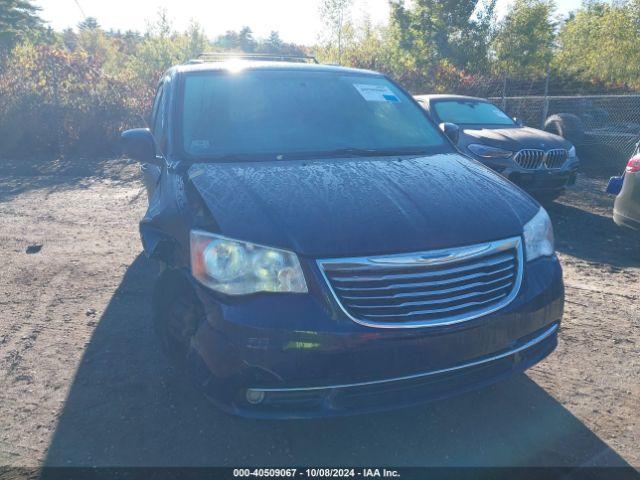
[513,117,524,127]
[121,128,160,165]
[439,122,460,145]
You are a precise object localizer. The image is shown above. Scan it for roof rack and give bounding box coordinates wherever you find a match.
[189,52,319,64]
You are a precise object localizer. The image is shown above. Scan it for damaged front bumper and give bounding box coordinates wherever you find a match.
[183,256,564,419]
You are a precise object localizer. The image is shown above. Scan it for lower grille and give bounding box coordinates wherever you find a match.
[514,149,568,170]
[318,237,523,328]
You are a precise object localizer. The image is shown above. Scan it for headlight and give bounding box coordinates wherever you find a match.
[568,145,576,159]
[467,143,513,159]
[523,207,555,261]
[190,230,308,295]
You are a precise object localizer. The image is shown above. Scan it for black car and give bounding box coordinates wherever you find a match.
[122,57,563,418]
[415,94,579,201]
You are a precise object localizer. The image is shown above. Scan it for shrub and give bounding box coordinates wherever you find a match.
[0,42,153,157]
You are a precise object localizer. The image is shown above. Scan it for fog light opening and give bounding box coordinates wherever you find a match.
[245,389,266,405]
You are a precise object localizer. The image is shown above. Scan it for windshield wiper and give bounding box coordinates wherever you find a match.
[190,147,433,163]
[303,147,431,159]
[321,147,383,158]
[192,153,258,163]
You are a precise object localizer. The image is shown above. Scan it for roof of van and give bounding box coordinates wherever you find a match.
[171,60,381,77]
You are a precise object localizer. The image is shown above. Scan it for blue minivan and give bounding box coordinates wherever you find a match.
[122,56,564,418]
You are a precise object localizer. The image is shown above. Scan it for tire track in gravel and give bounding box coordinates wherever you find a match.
[0,263,74,464]
[0,159,147,465]
[2,268,70,379]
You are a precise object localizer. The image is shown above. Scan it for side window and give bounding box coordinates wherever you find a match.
[151,84,165,142]
[150,84,163,131]
[150,76,173,155]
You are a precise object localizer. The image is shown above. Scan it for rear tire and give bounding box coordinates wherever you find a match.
[544,113,585,146]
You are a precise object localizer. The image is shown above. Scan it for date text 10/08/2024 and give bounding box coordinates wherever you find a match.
[233,469,401,478]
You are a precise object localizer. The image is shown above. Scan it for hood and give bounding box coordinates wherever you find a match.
[461,126,572,151]
[188,154,539,258]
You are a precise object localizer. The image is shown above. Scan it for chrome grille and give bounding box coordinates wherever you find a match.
[514,148,568,170]
[544,149,568,169]
[514,149,544,169]
[318,237,523,328]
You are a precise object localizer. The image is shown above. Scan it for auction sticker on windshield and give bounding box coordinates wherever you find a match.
[353,84,400,103]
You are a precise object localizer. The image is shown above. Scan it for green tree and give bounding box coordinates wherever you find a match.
[118,30,143,56]
[0,0,44,53]
[62,27,78,50]
[76,19,115,65]
[554,0,640,87]
[466,0,498,72]
[493,0,556,75]
[388,0,497,73]
[214,26,256,52]
[130,10,184,82]
[238,26,256,52]
[257,31,306,57]
[262,31,283,53]
[318,0,354,63]
[183,20,208,59]
[77,16,100,31]
[214,30,240,50]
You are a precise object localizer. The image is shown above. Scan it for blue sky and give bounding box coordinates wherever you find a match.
[35,0,584,45]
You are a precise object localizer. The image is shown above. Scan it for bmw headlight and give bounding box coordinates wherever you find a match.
[523,207,555,261]
[568,145,577,159]
[467,144,513,159]
[190,230,308,295]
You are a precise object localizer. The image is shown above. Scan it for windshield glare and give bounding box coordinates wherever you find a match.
[433,100,516,126]
[181,70,446,159]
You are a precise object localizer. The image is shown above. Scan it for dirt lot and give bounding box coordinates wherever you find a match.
[0,154,638,468]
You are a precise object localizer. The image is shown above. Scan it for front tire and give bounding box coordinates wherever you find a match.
[153,271,204,369]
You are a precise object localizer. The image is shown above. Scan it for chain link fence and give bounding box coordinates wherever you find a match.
[494,94,640,159]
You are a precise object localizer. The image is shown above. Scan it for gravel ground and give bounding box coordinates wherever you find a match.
[0,155,638,468]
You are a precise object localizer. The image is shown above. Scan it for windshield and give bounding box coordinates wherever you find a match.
[433,100,516,126]
[181,70,447,159]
